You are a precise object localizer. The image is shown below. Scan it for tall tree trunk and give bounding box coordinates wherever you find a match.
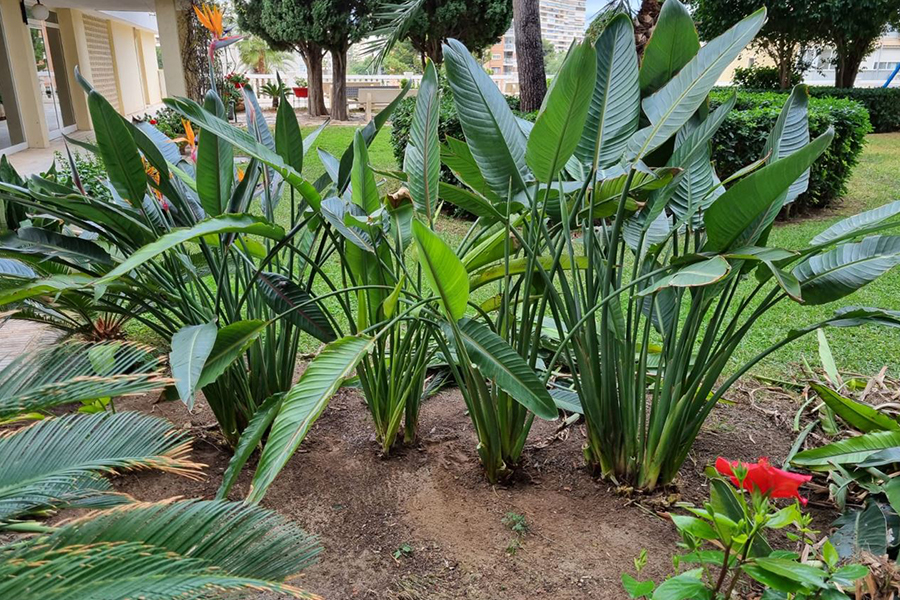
[634,0,661,59]
[301,45,328,117]
[513,0,547,112]
[331,47,349,121]
[777,41,794,89]
[834,40,868,88]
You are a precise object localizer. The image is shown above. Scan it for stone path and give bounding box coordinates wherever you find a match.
[0,320,62,370]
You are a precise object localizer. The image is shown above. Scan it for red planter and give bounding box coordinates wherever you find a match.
[293,87,308,98]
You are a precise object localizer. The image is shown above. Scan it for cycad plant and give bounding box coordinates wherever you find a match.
[426,2,900,491]
[0,339,322,599]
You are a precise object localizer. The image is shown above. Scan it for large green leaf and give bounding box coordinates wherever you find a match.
[95,215,284,286]
[449,318,557,420]
[638,0,699,95]
[703,129,833,253]
[405,59,440,220]
[651,569,707,600]
[574,13,640,171]
[440,136,500,201]
[196,320,268,390]
[257,272,336,342]
[169,322,217,410]
[0,273,93,305]
[412,220,470,320]
[443,38,528,198]
[247,335,374,503]
[811,382,899,433]
[82,72,147,205]
[217,393,284,500]
[351,130,381,215]
[12,227,113,266]
[793,235,900,305]
[196,90,233,218]
[630,8,765,157]
[638,256,731,296]
[275,84,304,173]
[812,200,900,247]
[438,182,503,222]
[792,429,900,468]
[764,85,811,204]
[469,255,588,290]
[668,120,723,226]
[526,41,597,181]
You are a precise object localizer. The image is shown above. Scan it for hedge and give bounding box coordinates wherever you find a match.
[736,86,900,133]
[709,90,871,211]
[391,87,870,214]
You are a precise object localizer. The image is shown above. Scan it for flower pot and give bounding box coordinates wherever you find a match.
[293,87,308,98]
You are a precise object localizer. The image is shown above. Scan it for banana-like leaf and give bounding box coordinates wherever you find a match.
[0,411,198,520]
[669,120,724,226]
[461,226,518,273]
[412,219,469,321]
[638,256,731,296]
[793,235,900,305]
[196,320,268,390]
[95,214,284,286]
[811,382,899,433]
[196,90,233,218]
[169,322,217,410]
[351,130,381,215]
[257,271,336,342]
[829,501,895,559]
[0,258,35,278]
[812,200,900,247]
[217,393,284,500]
[0,273,93,305]
[630,8,765,158]
[575,14,639,171]
[80,71,147,205]
[792,429,900,469]
[764,85,811,204]
[637,0,699,95]
[248,335,374,503]
[440,136,501,201]
[275,86,304,174]
[9,227,113,266]
[526,41,597,181]
[320,196,375,252]
[438,182,503,222]
[0,341,167,419]
[703,129,833,253]
[448,318,557,420]
[302,119,329,158]
[405,59,440,220]
[443,38,528,198]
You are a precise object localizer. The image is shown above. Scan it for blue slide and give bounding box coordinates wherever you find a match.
[883,63,900,87]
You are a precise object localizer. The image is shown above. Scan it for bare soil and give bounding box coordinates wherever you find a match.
[113,377,818,600]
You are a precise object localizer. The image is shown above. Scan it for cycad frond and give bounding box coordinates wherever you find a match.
[0,411,201,521]
[54,499,322,580]
[0,340,169,419]
[0,540,318,600]
[361,0,426,69]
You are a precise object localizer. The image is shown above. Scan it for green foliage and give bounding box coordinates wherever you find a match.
[733,65,801,89]
[621,469,868,599]
[709,89,872,211]
[402,0,513,63]
[806,86,900,133]
[134,106,187,139]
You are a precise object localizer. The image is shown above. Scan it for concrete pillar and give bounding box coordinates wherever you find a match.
[154,0,188,98]
[56,9,92,130]
[0,0,50,148]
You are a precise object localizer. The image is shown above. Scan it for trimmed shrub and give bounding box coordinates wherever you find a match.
[733,86,900,133]
[710,89,871,211]
[733,65,801,90]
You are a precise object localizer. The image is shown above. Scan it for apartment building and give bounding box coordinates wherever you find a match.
[485,0,586,81]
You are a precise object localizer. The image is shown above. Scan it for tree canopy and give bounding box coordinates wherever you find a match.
[404,0,513,63]
[689,0,818,89]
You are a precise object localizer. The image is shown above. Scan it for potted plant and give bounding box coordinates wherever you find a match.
[292,76,308,98]
[261,81,288,109]
[225,72,250,111]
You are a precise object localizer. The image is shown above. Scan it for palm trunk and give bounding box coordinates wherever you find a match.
[634,0,661,58]
[513,0,547,112]
[331,47,349,121]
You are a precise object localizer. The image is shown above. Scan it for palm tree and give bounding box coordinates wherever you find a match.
[237,35,291,74]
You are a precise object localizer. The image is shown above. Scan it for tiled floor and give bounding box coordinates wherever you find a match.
[5,129,95,176]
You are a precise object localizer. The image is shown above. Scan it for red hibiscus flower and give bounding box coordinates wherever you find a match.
[715,457,812,505]
[149,119,157,125]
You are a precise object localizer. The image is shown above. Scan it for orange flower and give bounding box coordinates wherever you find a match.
[193,3,224,39]
[236,167,245,182]
[173,119,197,162]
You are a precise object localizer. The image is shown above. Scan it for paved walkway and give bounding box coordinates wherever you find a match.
[0,320,62,370]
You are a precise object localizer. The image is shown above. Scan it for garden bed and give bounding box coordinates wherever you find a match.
[112,376,817,599]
